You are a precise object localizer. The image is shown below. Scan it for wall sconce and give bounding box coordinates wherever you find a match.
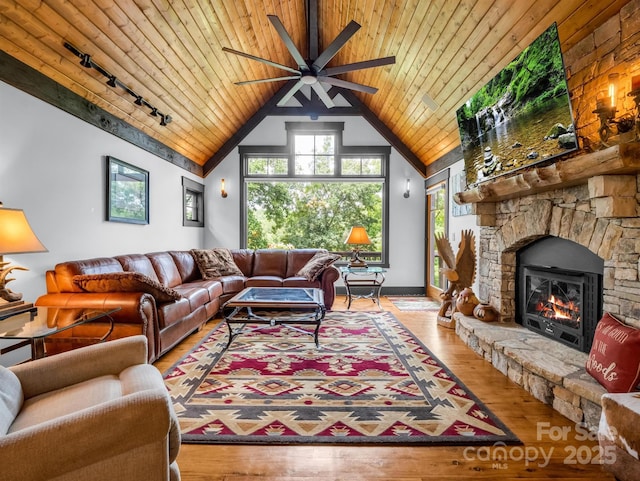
[403,179,410,198]
[63,42,172,127]
[594,72,635,143]
[221,179,228,198]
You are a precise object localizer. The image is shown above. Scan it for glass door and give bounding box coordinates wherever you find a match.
[426,181,447,299]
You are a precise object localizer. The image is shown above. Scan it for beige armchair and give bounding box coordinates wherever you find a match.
[0,335,180,481]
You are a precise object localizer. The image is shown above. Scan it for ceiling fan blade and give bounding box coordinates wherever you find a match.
[311,82,335,108]
[312,20,361,71]
[267,15,308,69]
[277,79,304,107]
[222,47,300,75]
[319,76,378,94]
[320,56,396,76]
[235,76,300,86]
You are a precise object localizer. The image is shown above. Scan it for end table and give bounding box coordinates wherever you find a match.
[340,266,387,310]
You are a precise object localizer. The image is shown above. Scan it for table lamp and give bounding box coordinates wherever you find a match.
[0,204,48,305]
[344,225,371,268]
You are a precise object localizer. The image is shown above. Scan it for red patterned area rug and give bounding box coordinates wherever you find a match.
[163,311,520,445]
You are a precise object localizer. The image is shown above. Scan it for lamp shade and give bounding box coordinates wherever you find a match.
[344,226,372,245]
[0,208,48,255]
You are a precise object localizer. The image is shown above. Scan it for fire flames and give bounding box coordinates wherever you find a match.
[536,294,581,323]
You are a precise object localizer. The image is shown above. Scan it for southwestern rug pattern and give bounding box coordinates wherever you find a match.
[163,311,520,445]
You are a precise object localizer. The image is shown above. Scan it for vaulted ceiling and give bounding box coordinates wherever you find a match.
[0,0,629,177]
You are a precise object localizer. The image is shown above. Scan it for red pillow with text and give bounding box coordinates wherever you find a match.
[586,312,640,393]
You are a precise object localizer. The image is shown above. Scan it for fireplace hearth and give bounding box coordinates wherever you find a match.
[516,237,603,353]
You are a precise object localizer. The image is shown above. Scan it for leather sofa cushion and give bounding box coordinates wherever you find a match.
[170,251,200,283]
[147,252,183,288]
[116,254,160,283]
[252,249,287,277]
[181,279,224,300]
[231,249,254,276]
[245,276,284,287]
[173,286,209,311]
[216,275,246,294]
[283,277,321,288]
[54,258,124,293]
[156,299,191,329]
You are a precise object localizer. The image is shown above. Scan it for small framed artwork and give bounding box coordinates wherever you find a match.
[451,171,471,217]
[106,156,149,224]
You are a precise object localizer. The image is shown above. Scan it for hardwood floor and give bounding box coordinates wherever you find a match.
[154,296,614,481]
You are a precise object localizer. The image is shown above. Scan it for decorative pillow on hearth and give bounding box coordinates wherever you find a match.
[296,252,341,282]
[73,272,182,302]
[191,248,243,279]
[586,312,640,393]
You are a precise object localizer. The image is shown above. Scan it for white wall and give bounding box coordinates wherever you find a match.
[204,115,426,289]
[447,159,481,296]
[0,81,204,301]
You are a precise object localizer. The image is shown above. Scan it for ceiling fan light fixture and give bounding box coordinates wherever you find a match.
[301,74,317,85]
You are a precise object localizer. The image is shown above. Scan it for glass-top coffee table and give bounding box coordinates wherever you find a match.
[222,287,326,349]
[0,307,120,360]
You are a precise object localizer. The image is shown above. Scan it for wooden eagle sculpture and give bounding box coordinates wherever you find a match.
[434,229,477,321]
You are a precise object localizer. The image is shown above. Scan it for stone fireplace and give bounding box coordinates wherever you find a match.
[452,143,640,428]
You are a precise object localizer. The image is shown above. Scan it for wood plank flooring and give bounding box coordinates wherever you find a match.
[154,296,614,481]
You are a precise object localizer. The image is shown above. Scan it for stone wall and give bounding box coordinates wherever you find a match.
[476,174,640,329]
[565,0,640,146]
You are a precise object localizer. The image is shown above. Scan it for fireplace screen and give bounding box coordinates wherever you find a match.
[525,271,582,330]
[520,266,600,352]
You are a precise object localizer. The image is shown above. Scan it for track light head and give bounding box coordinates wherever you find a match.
[80,53,92,68]
[134,96,144,106]
[107,75,117,88]
[150,107,158,117]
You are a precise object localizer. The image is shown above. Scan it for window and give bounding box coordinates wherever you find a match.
[240,122,389,266]
[182,177,204,227]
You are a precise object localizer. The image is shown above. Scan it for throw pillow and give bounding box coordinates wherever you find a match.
[0,366,23,435]
[73,272,182,302]
[296,251,341,282]
[191,248,243,279]
[586,312,640,393]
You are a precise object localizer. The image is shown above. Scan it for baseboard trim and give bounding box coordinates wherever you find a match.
[335,286,425,296]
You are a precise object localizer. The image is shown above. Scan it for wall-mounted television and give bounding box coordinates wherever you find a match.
[456,23,577,186]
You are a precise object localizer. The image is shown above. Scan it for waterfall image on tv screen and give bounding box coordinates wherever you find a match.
[456,23,577,186]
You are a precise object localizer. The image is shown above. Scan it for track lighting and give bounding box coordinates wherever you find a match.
[63,42,172,128]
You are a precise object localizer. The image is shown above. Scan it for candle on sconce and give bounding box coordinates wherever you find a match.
[608,72,619,108]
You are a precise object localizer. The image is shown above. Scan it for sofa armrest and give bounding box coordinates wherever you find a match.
[35,292,159,362]
[0,389,173,481]
[10,336,148,399]
[319,265,340,309]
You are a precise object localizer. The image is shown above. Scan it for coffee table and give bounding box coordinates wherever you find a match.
[0,307,120,360]
[222,287,326,349]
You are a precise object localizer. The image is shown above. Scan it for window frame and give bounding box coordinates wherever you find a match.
[182,176,204,227]
[239,121,390,267]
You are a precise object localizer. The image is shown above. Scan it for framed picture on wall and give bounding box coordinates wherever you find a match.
[106,156,149,224]
[451,171,471,217]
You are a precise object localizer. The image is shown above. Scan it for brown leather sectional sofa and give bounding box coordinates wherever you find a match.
[35,248,340,362]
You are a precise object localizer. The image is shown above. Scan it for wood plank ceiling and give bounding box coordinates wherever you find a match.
[0,0,629,176]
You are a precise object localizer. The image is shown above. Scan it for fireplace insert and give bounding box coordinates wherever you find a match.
[516,237,603,353]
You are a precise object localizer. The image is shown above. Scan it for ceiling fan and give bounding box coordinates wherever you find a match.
[222,1,395,108]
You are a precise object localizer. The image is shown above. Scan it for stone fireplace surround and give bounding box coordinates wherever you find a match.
[453,143,640,429]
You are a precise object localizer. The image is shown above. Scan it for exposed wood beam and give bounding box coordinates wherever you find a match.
[425,145,463,179]
[0,51,202,176]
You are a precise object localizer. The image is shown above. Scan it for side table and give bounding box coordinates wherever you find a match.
[340,266,387,310]
[0,307,119,361]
